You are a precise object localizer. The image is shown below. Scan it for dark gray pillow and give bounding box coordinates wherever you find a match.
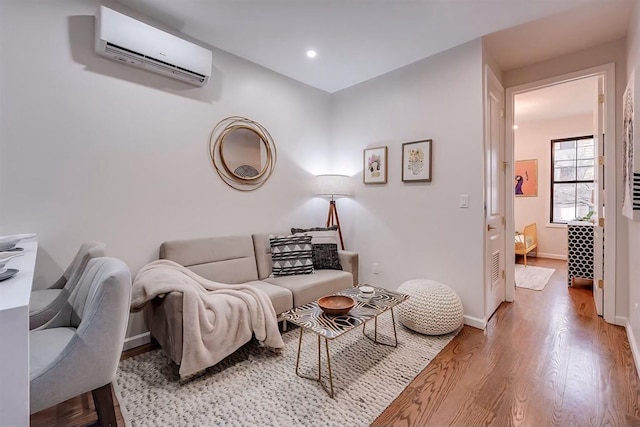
[312,243,342,270]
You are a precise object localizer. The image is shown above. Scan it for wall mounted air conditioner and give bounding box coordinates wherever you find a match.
[95,6,212,86]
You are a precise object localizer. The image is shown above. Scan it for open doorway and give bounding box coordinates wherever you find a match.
[505,64,616,324]
[513,77,598,295]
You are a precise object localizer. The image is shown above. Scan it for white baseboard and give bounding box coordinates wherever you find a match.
[463,315,486,330]
[123,332,151,351]
[536,252,567,260]
[625,319,640,379]
[615,316,627,327]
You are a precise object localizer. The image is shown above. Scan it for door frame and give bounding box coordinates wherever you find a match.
[505,63,616,324]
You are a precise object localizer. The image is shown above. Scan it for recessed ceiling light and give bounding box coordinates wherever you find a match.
[306,50,317,59]
[513,125,519,130]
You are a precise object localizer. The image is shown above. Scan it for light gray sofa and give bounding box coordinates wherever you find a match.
[144,232,359,366]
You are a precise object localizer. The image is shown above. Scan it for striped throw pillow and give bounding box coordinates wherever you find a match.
[269,234,314,276]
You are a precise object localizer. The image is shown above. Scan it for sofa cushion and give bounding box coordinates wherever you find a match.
[160,236,259,284]
[291,226,339,246]
[265,269,353,307]
[269,235,314,277]
[245,281,293,315]
[291,225,338,236]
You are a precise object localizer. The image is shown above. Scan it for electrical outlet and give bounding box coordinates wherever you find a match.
[372,262,379,274]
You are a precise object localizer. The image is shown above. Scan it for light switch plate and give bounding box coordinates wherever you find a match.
[459,195,469,208]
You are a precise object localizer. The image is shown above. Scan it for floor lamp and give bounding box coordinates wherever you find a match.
[315,174,353,250]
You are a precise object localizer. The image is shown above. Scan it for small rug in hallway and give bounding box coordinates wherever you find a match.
[114,316,457,427]
[515,264,555,291]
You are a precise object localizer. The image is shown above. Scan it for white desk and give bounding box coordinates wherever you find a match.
[0,238,37,427]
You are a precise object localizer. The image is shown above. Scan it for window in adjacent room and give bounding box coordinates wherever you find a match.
[550,135,595,224]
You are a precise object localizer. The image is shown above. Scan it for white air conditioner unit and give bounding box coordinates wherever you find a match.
[95,6,212,86]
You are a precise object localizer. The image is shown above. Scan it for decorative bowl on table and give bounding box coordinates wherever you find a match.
[318,295,355,316]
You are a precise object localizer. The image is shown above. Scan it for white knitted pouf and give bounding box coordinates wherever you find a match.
[397,279,463,335]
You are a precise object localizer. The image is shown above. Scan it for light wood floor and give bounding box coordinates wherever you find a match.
[32,257,640,427]
[374,257,640,426]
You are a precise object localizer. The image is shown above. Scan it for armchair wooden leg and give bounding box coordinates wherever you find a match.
[92,383,117,427]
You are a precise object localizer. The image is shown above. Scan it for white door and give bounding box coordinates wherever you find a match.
[592,76,605,316]
[485,66,506,318]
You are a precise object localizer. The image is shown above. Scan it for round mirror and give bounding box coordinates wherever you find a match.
[209,117,277,191]
[220,127,268,179]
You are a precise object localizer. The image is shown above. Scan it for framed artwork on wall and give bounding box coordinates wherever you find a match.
[363,146,388,184]
[514,159,538,197]
[402,139,432,182]
[623,67,640,220]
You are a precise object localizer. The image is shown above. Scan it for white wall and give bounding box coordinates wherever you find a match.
[504,38,628,320]
[331,40,486,325]
[626,1,640,367]
[0,1,333,338]
[514,114,594,259]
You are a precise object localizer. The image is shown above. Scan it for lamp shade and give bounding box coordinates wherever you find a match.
[315,174,353,198]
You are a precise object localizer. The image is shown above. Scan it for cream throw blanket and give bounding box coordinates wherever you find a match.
[131,260,285,378]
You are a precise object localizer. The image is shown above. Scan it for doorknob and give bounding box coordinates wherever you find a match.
[487,224,496,231]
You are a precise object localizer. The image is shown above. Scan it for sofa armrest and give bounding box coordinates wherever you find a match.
[143,291,184,365]
[338,251,359,287]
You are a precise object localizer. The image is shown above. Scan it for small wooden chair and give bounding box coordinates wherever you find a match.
[515,223,538,266]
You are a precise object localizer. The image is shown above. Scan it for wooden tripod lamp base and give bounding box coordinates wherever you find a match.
[326,199,345,250]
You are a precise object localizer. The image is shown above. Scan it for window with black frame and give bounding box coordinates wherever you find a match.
[550,135,595,224]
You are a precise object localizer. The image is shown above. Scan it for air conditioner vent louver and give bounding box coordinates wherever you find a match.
[95,6,212,86]
[105,42,206,83]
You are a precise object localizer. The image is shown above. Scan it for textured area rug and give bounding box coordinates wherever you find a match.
[114,315,457,427]
[515,264,555,290]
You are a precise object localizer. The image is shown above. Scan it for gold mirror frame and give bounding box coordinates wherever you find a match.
[209,116,277,191]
